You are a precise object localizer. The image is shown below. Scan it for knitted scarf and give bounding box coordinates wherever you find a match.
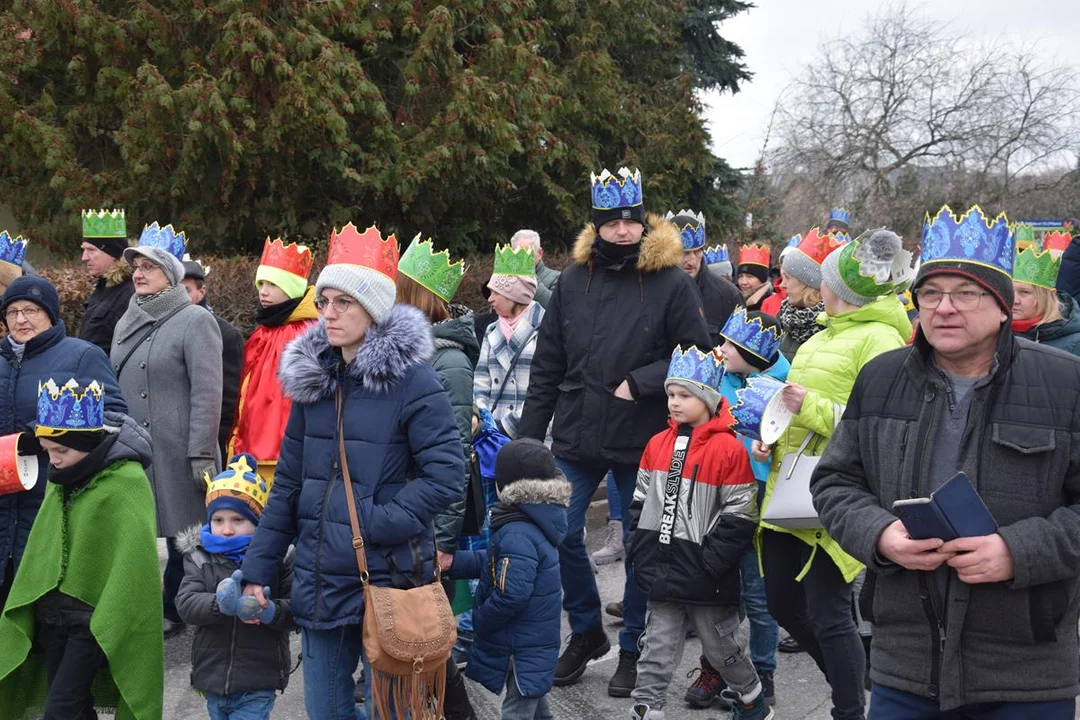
[778,299,825,346]
[0,460,164,720]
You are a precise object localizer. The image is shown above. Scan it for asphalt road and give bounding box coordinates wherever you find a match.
[157,500,847,719]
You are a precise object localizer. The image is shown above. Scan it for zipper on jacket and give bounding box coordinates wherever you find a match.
[313,367,346,623]
[686,464,699,518]
[224,616,238,695]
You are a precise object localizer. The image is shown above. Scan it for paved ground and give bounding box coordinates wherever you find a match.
[159,500,844,719]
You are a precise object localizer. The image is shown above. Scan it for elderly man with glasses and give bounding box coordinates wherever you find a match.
[812,206,1080,719]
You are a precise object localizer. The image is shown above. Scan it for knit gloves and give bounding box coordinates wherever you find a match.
[216,569,276,624]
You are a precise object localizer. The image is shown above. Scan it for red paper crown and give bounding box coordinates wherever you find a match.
[327,223,399,282]
[738,243,771,268]
[797,228,847,265]
[259,237,313,279]
[1043,230,1071,255]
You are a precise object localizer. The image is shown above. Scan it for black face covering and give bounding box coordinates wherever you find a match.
[255,294,304,327]
[592,237,642,269]
[47,432,118,493]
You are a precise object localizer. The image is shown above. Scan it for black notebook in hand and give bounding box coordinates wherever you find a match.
[892,472,998,541]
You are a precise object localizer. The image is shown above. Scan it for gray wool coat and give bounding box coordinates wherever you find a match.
[111,284,223,537]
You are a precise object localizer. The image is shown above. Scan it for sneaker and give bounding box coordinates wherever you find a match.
[608,649,638,698]
[605,601,624,619]
[684,657,728,709]
[758,670,775,707]
[723,689,775,720]
[629,702,665,720]
[553,626,610,686]
[591,519,625,566]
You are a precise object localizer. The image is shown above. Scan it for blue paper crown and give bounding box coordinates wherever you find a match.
[665,209,706,250]
[138,222,188,261]
[720,307,783,362]
[731,375,785,441]
[667,345,724,394]
[786,234,801,248]
[591,167,643,211]
[829,208,851,225]
[0,231,28,268]
[35,379,105,435]
[703,245,730,265]
[921,205,1013,277]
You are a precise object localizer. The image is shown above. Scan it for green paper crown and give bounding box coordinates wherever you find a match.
[398,235,465,302]
[492,244,535,277]
[1013,223,1036,249]
[1013,246,1060,290]
[82,209,126,239]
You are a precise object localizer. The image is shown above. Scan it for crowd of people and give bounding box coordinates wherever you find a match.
[0,169,1078,720]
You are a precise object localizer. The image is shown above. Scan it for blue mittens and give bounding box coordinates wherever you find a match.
[215,569,243,615]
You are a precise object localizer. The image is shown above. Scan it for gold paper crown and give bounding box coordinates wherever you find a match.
[203,454,272,514]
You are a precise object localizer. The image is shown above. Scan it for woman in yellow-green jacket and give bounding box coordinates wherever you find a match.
[754,229,913,720]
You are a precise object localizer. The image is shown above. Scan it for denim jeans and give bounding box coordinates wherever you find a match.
[556,459,645,653]
[740,546,779,673]
[205,689,277,720]
[605,471,622,522]
[301,624,366,720]
[869,683,1076,720]
[502,661,554,720]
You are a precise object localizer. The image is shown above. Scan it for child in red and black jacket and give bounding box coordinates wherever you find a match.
[627,346,773,720]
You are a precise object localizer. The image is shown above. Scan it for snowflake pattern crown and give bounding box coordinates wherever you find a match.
[720,307,783,362]
[665,209,706,251]
[81,209,126,239]
[138,222,187,261]
[1013,246,1061,290]
[703,245,730,265]
[731,375,786,442]
[492,244,536,277]
[921,205,1013,277]
[398,235,465,302]
[35,379,105,436]
[667,345,725,394]
[829,208,851,225]
[0,231,29,269]
[591,167,643,211]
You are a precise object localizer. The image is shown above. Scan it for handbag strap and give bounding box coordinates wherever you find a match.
[490,327,539,409]
[784,431,818,479]
[337,388,371,586]
[113,303,187,377]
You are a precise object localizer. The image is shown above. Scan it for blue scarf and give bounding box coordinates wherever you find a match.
[199,524,253,564]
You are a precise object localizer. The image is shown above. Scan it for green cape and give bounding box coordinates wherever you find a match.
[0,459,164,720]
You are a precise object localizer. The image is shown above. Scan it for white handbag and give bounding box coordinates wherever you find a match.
[762,430,823,530]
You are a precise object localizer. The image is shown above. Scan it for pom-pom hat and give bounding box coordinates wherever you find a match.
[822,228,915,307]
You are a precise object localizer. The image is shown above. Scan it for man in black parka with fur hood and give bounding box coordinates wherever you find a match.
[518,167,710,697]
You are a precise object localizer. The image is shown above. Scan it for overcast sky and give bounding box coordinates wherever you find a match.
[703,0,1079,170]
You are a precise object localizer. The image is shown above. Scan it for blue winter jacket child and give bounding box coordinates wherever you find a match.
[450,475,571,698]
[721,353,790,483]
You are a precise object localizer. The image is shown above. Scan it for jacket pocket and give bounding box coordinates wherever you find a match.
[552,380,584,444]
[603,395,663,452]
[987,423,1065,506]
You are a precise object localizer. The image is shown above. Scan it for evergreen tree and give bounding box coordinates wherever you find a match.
[0,0,751,255]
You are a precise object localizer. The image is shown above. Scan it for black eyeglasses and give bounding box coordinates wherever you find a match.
[914,288,989,310]
[4,306,42,321]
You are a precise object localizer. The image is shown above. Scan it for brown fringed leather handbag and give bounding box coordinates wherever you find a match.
[336,389,457,719]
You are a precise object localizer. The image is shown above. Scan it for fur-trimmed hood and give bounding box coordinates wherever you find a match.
[497,476,572,548]
[175,523,204,555]
[571,213,683,273]
[102,258,132,288]
[278,302,435,403]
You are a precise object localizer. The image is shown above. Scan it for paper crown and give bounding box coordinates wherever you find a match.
[795,227,851,266]
[738,243,771,268]
[138,222,187,261]
[398,235,465,302]
[786,235,801,248]
[492,244,536,277]
[0,231,29,269]
[327,223,399,282]
[82,209,126,239]
[731,375,792,444]
[837,228,916,296]
[665,209,706,251]
[204,453,272,516]
[720,307,783,362]
[1013,223,1036,250]
[667,345,725,394]
[591,167,643,211]
[34,379,105,437]
[1042,231,1071,256]
[1013,247,1061,290]
[182,253,210,279]
[829,208,851,225]
[921,205,1013,277]
[703,245,730,265]
[259,237,312,279]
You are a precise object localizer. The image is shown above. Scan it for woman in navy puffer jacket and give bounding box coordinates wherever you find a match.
[240,230,464,719]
